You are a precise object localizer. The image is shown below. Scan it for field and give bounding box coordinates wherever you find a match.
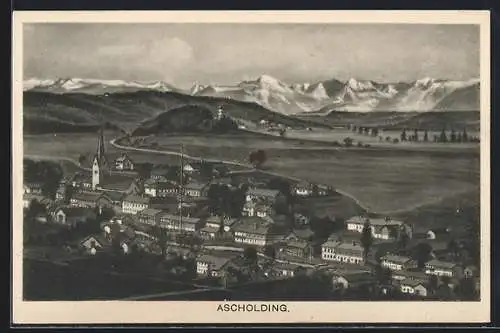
[23,130,480,214]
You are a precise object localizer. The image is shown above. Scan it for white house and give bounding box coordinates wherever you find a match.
[321,241,365,265]
[345,216,410,240]
[424,259,463,278]
[400,279,428,297]
[196,254,234,277]
[121,194,150,215]
[380,255,417,271]
[114,153,135,171]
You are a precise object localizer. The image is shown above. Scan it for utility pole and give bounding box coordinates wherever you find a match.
[179,144,184,240]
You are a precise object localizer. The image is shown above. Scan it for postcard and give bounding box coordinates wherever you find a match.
[12,10,491,324]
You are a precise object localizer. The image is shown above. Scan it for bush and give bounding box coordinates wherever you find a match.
[392,138,400,144]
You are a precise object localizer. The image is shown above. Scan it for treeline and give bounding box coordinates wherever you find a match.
[347,124,479,144]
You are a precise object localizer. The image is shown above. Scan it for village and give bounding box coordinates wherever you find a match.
[22,127,480,301]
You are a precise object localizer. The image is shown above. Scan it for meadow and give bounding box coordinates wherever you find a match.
[23,131,480,213]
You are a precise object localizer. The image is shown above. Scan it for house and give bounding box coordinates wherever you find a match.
[232,217,285,247]
[70,191,111,209]
[53,207,97,228]
[331,272,375,290]
[345,216,411,240]
[200,216,238,240]
[424,260,463,278]
[137,208,163,226]
[184,181,209,198]
[280,239,312,259]
[183,163,201,175]
[69,172,93,190]
[23,182,43,195]
[96,174,140,195]
[272,262,303,278]
[23,193,54,209]
[80,234,111,255]
[122,195,151,215]
[196,254,235,277]
[285,228,315,242]
[114,153,135,171]
[293,181,314,197]
[242,200,276,218]
[144,178,178,197]
[324,242,365,265]
[101,191,125,209]
[426,228,451,240]
[400,279,428,297]
[380,255,417,271]
[159,213,201,233]
[321,240,341,261]
[245,188,283,204]
[55,182,71,202]
[391,270,429,283]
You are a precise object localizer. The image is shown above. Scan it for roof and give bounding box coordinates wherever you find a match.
[98,174,136,191]
[80,234,111,247]
[322,240,341,248]
[184,182,208,191]
[425,259,458,269]
[401,278,427,288]
[72,191,103,202]
[335,242,364,257]
[233,218,271,235]
[123,194,150,205]
[139,208,163,217]
[159,213,200,225]
[381,255,413,264]
[72,172,92,183]
[347,216,404,226]
[56,207,97,219]
[247,188,281,198]
[101,190,125,202]
[290,228,315,240]
[200,225,220,234]
[273,261,302,271]
[392,270,428,280]
[197,254,234,270]
[115,154,133,162]
[286,240,310,249]
[333,272,373,284]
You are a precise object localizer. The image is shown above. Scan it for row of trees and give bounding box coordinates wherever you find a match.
[400,127,478,143]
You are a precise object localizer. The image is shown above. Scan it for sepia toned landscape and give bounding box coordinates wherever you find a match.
[22,22,481,302]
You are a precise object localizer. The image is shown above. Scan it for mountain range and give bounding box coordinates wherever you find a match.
[24,75,480,115]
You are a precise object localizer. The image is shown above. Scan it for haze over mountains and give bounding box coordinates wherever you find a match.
[24,75,480,115]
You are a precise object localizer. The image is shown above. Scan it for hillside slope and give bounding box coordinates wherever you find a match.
[23,91,330,134]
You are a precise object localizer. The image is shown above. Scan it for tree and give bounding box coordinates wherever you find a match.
[392,138,399,144]
[152,225,168,258]
[450,128,457,143]
[358,127,364,135]
[249,150,267,169]
[352,125,357,132]
[457,132,463,143]
[447,238,460,260]
[401,128,407,142]
[413,129,419,142]
[385,136,392,142]
[374,265,392,285]
[166,166,181,183]
[137,162,153,180]
[360,222,373,260]
[423,130,429,142]
[364,127,370,135]
[199,161,214,180]
[78,154,87,165]
[343,137,353,147]
[243,246,258,265]
[462,127,469,142]
[429,275,439,293]
[371,128,379,137]
[263,245,276,260]
[398,231,410,250]
[439,128,448,143]
[411,242,433,268]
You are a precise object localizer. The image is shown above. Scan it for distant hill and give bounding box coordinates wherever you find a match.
[23,90,329,135]
[297,110,480,131]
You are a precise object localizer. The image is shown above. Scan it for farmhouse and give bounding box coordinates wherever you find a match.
[272,262,303,278]
[323,242,365,265]
[80,234,111,255]
[330,272,375,290]
[232,217,285,247]
[285,228,315,242]
[122,195,151,215]
[293,181,314,197]
[380,255,417,271]
[321,240,341,261]
[159,213,201,233]
[280,239,312,259]
[242,200,276,218]
[114,153,135,171]
[24,182,43,195]
[70,191,111,209]
[424,259,463,278]
[184,181,209,198]
[196,254,235,277]
[53,207,97,228]
[144,178,178,197]
[400,279,428,297]
[137,208,163,226]
[245,188,283,204]
[345,216,411,240]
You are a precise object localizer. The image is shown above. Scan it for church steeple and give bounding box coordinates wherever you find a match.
[92,125,107,190]
[97,126,106,164]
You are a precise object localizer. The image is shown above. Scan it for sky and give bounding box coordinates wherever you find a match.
[23,23,480,89]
